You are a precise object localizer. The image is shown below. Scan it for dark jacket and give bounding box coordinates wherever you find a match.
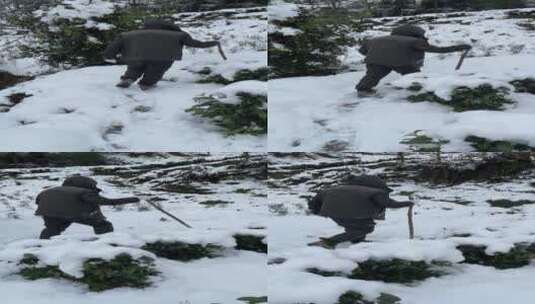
[309,176,412,220]
[359,25,467,68]
[103,29,218,63]
[35,176,139,219]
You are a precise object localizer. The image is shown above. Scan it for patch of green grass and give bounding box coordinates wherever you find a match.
[142,241,224,262]
[465,135,534,152]
[408,85,513,112]
[186,92,267,136]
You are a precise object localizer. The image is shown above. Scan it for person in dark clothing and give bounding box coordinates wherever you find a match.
[35,175,140,239]
[307,175,414,249]
[356,24,472,97]
[103,19,221,91]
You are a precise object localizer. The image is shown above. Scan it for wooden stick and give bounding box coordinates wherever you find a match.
[217,43,228,61]
[145,200,192,228]
[408,205,414,239]
[455,49,469,71]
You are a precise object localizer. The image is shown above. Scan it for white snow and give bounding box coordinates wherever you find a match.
[212,80,267,104]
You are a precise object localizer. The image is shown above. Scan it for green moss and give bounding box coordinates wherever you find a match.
[186,92,267,136]
[19,254,158,292]
[233,234,267,253]
[465,135,534,152]
[510,78,535,94]
[142,241,224,262]
[237,296,268,304]
[487,199,535,208]
[349,259,446,283]
[408,85,513,112]
[457,244,535,269]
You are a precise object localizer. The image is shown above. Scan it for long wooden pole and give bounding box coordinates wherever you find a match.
[217,43,228,61]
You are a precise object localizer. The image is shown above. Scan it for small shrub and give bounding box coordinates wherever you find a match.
[457,244,535,269]
[510,78,535,94]
[237,296,268,304]
[81,254,158,291]
[142,241,224,262]
[233,234,267,253]
[487,199,535,208]
[401,131,450,152]
[349,259,446,283]
[465,135,534,152]
[197,68,269,85]
[408,85,513,112]
[19,253,158,291]
[186,92,267,136]
[337,291,373,304]
[199,199,234,207]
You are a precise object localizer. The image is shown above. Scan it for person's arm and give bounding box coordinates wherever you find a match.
[103,35,124,62]
[372,193,413,209]
[81,192,140,206]
[413,40,471,54]
[308,192,323,215]
[182,33,219,48]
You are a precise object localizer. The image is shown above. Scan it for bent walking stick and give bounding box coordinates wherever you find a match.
[146,200,192,228]
[455,49,469,71]
[408,205,414,239]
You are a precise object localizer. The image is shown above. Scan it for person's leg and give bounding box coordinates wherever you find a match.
[138,61,174,90]
[322,218,375,246]
[117,62,146,88]
[394,66,421,76]
[356,64,392,92]
[74,217,114,235]
[39,217,71,239]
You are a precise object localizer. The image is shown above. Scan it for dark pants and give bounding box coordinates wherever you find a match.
[122,61,174,86]
[324,218,376,246]
[39,216,114,239]
[356,64,421,91]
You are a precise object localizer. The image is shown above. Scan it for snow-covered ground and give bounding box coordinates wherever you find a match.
[0,2,267,151]
[0,153,268,304]
[269,7,535,152]
[268,153,535,304]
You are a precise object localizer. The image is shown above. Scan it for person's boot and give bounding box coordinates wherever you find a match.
[357,89,377,98]
[116,78,134,88]
[139,83,156,91]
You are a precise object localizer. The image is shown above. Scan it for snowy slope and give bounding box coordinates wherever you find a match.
[0,4,267,151]
[269,8,535,152]
[268,153,535,304]
[0,153,268,304]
